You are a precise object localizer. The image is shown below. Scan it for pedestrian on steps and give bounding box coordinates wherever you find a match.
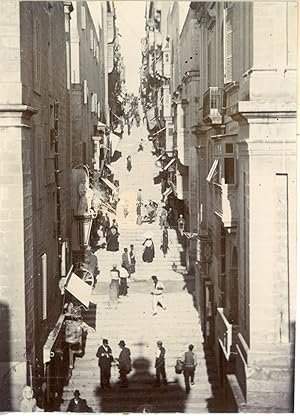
[129,244,136,275]
[127,155,132,172]
[106,226,119,252]
[159,206,168,229]
[121,247,130,273]
[154,341,167,387]
[142,238,155,263]
[119,266,129,296]
[109,264,120,304]
[180,344,198,393]
[67,390,92,412]
[96,339,114,390]
[160,227,170,257]
[151,275,166,316]
[116,340,132,387]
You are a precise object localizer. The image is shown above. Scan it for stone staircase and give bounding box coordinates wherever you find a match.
[60,279,221,413]
[60,126,227,412]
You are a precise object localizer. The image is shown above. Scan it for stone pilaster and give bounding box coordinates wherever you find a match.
[0,104,37,411]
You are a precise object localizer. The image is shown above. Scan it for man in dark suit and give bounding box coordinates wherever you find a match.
[117,340,131,388]
[67,390,92,412]
[96,339,113,389]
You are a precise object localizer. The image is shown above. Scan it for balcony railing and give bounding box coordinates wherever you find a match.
[203,87,223,125]
[216,308,232,360]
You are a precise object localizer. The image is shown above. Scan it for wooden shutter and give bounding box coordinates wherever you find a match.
[224,6,233,83]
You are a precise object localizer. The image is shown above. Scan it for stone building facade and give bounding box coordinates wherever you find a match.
[144,1,297,412]
[0,1,73,410]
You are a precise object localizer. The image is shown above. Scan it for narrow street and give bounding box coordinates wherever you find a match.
[61,123,224,413]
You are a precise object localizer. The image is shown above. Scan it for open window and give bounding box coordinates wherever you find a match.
[224,142,235,184]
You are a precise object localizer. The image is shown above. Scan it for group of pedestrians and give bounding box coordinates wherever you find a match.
[108,245,136,304]
[94,339,198,393]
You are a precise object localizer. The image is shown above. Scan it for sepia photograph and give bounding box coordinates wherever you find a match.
[0,0,298,413]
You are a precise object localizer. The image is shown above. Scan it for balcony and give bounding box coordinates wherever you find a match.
[216,308,232,360]
[203,87,223,125]
[213,181,238,231]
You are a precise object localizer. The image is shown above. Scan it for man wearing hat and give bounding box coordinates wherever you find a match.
[116,340,131,387]
[67,390,91,412]
[155,340,167,386]
[96,339,114,389]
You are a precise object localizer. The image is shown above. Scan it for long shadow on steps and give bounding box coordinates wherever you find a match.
[95,357,188,413]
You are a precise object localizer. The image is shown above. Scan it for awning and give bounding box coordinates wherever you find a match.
[101,177,119,193]
[163,158,176,171]
[110,133,120,156]
[105,162,114,173]
[65,272,93,310]
[93,184,117,214]
[152,127,166,137]
[43,314,65,364]
[155,153,165,162]
[163,187,173,197]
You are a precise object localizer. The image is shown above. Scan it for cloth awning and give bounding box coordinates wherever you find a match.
[93,187,116,215]
[155,153,165,162]
[163,187,173,197]
[152,127,166,137]
[101,177,118,193]
[110,133,120,156]
[163,158,176,171]
[105,162,114,173]
[43,314,65,364]
[65,272,93,310]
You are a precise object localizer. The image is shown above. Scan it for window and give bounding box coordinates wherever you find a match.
[96,46,99,63]
[41,253,47,320]
[224,142,235,184]
[168,127,173,137]
[97,102,101,118]
[165,53,169,63]
[81,6,86,29]
[206,159,219,182]
[91,93,97,113]
[83,80,88,104]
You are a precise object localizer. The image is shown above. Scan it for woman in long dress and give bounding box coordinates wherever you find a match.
[142,238,155,263]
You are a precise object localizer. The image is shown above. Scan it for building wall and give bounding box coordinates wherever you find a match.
[192,1,297,411]
[0,1,73,410]
[70,1,102,168]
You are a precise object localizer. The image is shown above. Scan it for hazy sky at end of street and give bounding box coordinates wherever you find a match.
[115,1,146,95]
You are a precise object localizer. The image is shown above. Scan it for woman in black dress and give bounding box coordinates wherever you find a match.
[142,238,155,263]
[161,228,169,258]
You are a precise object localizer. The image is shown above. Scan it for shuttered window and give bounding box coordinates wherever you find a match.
[81,6,86,29]
[83,80,88,104]
[224,6,233,83]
